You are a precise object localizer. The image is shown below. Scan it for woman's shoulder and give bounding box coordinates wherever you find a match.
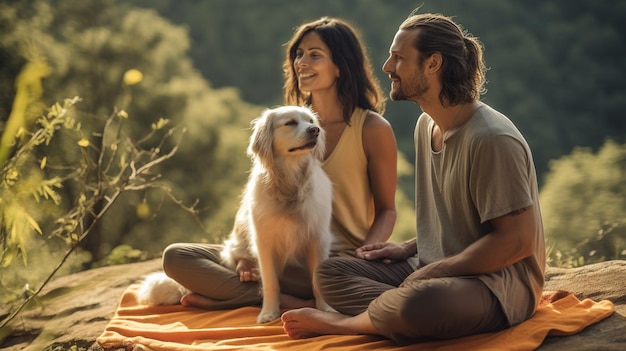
[362,109,393,131]
[360,109,397,154]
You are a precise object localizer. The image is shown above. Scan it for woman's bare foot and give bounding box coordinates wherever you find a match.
[180,293,217,308]
[280,293,316,310]
[281,308,353,339]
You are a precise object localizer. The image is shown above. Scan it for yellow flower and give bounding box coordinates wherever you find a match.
[151,117,169,130]
[77,138,90,147]
[118,110,129,119]
[123,69,143,86]
[40,156,47,170]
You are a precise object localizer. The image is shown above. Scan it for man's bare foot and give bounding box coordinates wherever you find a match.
[180,293,216,308]
[280,293,316,310]
[281,308,353,339]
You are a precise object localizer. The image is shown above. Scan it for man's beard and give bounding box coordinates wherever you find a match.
[390,74,429,102]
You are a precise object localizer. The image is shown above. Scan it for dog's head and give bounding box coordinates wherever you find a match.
[248,106,326,170]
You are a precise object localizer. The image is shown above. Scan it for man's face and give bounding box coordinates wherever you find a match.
[382,29,429,102]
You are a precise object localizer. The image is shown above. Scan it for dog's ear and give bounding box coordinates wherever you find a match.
[248,108,274,169]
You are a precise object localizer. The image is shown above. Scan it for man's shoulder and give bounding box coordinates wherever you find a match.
[467,104,521,138]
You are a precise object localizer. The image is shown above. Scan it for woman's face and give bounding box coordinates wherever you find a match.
[294,32,340,95]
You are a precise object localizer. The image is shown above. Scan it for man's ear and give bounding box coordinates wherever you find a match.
[426,53,443,73]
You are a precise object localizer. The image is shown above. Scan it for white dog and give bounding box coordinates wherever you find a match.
[136,106,334,324]
[221,105,333,323]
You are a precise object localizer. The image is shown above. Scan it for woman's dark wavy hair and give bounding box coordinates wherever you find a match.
[283,17,385,124]
[400,12,487,106]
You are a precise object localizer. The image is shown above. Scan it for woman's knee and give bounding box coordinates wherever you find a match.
[163,243,224,278]
[162,243,194,276]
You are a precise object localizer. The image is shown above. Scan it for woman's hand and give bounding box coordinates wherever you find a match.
[235,258,260,282]
[355,242,412,264]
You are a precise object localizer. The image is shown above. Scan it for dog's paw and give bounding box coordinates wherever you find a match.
[256,309,280,324]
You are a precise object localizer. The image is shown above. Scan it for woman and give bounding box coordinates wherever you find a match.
[162,17,397,309]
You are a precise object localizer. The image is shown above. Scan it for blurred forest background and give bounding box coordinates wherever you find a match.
[1,0,625,304]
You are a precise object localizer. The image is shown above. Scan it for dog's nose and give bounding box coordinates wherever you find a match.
[307,126,320,137]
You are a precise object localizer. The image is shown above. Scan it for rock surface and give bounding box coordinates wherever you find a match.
[1,259,624,350]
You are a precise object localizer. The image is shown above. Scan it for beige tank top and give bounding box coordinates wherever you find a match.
[322,108,374,256]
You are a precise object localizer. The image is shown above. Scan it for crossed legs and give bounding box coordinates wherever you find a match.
[283,257,508,345]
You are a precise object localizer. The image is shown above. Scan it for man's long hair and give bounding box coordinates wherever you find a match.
[401,12,487,106]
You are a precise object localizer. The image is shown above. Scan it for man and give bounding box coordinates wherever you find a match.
[281,12,546,345]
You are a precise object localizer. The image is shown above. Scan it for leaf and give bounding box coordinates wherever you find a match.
[24,214,42,235]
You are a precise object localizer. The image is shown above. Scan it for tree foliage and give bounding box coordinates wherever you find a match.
[0,87,191,328]
[0,0,263,264]
[541,139,626,266]
[1,60,57,268]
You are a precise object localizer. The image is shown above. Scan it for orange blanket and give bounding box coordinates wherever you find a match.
[97,286,614,351]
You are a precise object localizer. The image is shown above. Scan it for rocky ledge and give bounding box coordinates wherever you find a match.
[1,259,625,350]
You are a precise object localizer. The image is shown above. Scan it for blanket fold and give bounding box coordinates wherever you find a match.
[97,285,614,351]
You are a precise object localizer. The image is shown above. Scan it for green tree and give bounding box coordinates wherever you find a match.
[0,0,259,262]
[540,139,626,265]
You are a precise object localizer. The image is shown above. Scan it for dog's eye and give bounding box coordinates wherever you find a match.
[285,120,297,126]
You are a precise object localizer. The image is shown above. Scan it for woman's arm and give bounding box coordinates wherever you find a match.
[361,110,398,245]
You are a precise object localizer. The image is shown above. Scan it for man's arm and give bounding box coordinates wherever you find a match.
[402,205,538,282]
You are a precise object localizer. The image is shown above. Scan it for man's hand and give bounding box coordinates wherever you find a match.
[399,260,451,286]
[355,242,412,263]
[235,258,260,282]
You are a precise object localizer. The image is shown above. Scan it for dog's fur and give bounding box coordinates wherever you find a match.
[136,106,333,323]
[221,105,333,323]
[137,271,191,306]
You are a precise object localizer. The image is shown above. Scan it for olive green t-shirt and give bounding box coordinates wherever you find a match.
[413,102,546,325]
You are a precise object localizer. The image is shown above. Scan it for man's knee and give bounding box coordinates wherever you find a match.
[370,278,504,343]
[314,257,376,315]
